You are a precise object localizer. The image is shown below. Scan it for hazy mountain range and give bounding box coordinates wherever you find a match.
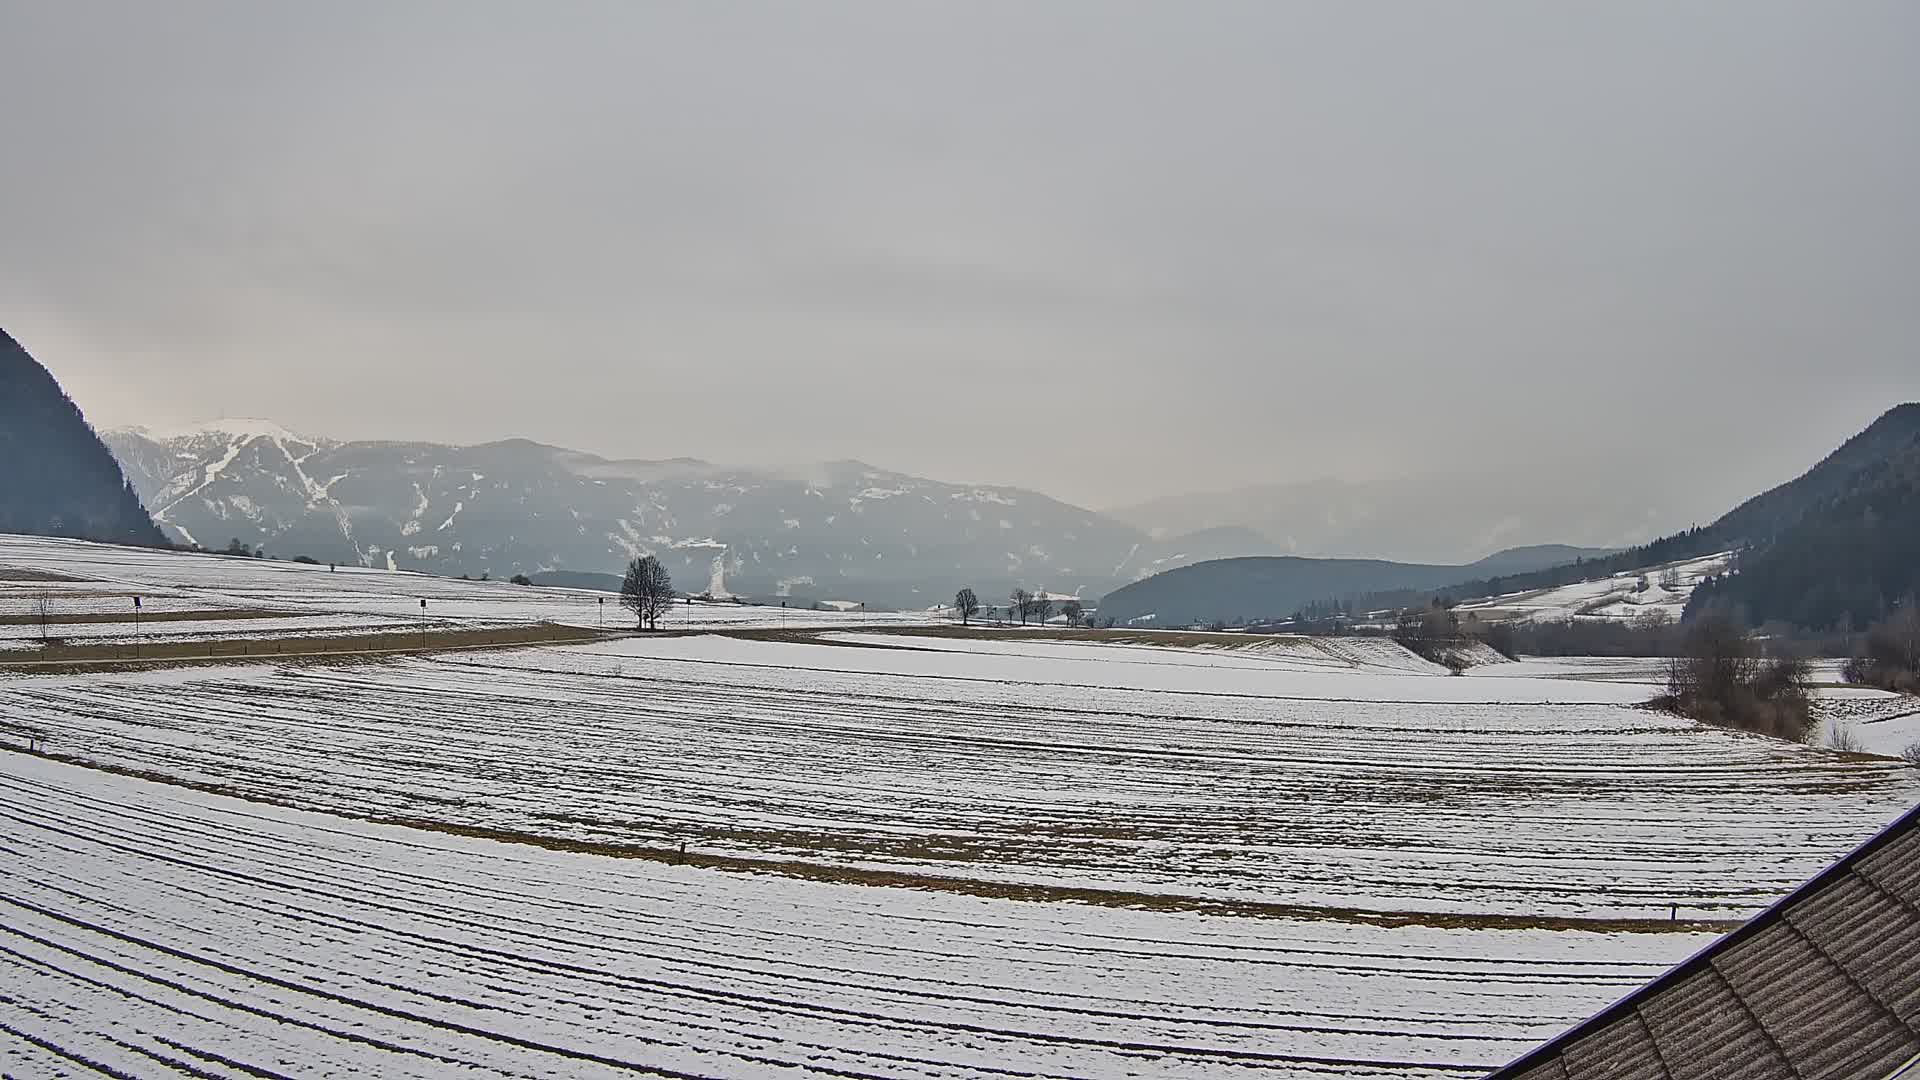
[102,421,1289,608]
[101,420,1615,610]
[1106,474,1683,566]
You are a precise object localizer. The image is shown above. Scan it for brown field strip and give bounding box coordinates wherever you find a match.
[0,622,609,671]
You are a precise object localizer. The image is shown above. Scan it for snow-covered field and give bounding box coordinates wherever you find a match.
[4,533,1918,1078]
[1454,552,1733,624]
[0,753,1716,1079]
[0,534,937,635]
[6,633,1914,924]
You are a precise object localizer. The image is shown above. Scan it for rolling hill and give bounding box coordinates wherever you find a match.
[1094,545,1612,627]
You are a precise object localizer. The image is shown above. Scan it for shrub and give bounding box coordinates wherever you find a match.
[1655,612,1813,741]
[1901,742,1920,766]
[510,573,533,586]
[1845,607,1920,695]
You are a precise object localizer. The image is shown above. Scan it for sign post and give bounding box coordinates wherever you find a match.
[133,595,142,659]
[420,598,428,650]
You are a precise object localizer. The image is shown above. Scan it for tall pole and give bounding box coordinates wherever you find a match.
[133,595,141,659]
[598,596,604,631]
[420,598,427,650]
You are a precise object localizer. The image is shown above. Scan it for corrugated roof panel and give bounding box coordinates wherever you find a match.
[1787,878,1920,1025]
[1861,828,1920,902]
[1638,968,1794,1079]
[1558,1013,1667,1080]
[1718,921,1916,1078]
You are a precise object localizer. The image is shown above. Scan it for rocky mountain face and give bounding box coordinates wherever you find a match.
[106,421,1233,608]
[0,330,166,547]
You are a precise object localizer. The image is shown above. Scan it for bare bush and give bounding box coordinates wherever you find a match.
[1828,725,1864,753]
[1845,606,1920,694]
[1655,612,1813,741]
[1901,742,1920,766]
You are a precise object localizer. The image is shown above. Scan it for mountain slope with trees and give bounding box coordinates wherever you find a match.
[1093,546,1612,627]
[1687,419,1920,630]
[1100,404,1919,631]
[0,330,166,547]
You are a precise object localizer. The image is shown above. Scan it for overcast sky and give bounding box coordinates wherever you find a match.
[3,1,1916,519]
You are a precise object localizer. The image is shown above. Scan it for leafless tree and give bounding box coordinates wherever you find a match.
[1009,588,1032,626]
[954,588,979,626]
[34,591,51,642]
[1061,600,1084,626]
[1030,595,1054,624]
[1661,611,1811,740]
[620,555,675,631]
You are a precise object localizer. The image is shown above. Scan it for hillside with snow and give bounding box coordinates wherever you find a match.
[105,421,1257,608]
[1453,552,1734,624]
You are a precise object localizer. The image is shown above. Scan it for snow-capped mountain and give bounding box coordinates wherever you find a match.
[105,421,1214,607]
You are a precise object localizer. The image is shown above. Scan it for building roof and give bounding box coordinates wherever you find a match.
[1489,801,1920,1080]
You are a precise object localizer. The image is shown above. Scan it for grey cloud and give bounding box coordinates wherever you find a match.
[2,0,1916,549]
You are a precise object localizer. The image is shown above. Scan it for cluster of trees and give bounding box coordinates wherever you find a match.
[1842,606,1920,694]
[1387,601,1522,671]
[951,587,1088,627]
[1653,612,1813,741]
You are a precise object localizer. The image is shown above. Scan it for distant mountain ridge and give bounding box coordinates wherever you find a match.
[1099,404,1920,630]
[1107,474,1676,565]
[0,330,165,547]
[105,421,1295,608]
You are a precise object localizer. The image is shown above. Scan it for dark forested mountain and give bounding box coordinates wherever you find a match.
[104,421,1279,608]
[0,330,165,547]
[1094,545,1610,627]
[1687,408,1920,630]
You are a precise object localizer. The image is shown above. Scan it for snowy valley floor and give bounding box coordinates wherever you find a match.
[2,753,1710,1079]
[4,536,1920,1078]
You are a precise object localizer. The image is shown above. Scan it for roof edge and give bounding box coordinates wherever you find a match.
[1485,798,1920,1078]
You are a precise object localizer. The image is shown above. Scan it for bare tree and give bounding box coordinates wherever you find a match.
[620,555,675,631]
[954,588,979,626]
[1030,595,1054,624]
[1061,600,1084,626]
[1661,610,1811,740]
[1009,588,1032,626]
[34,591,51,643]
